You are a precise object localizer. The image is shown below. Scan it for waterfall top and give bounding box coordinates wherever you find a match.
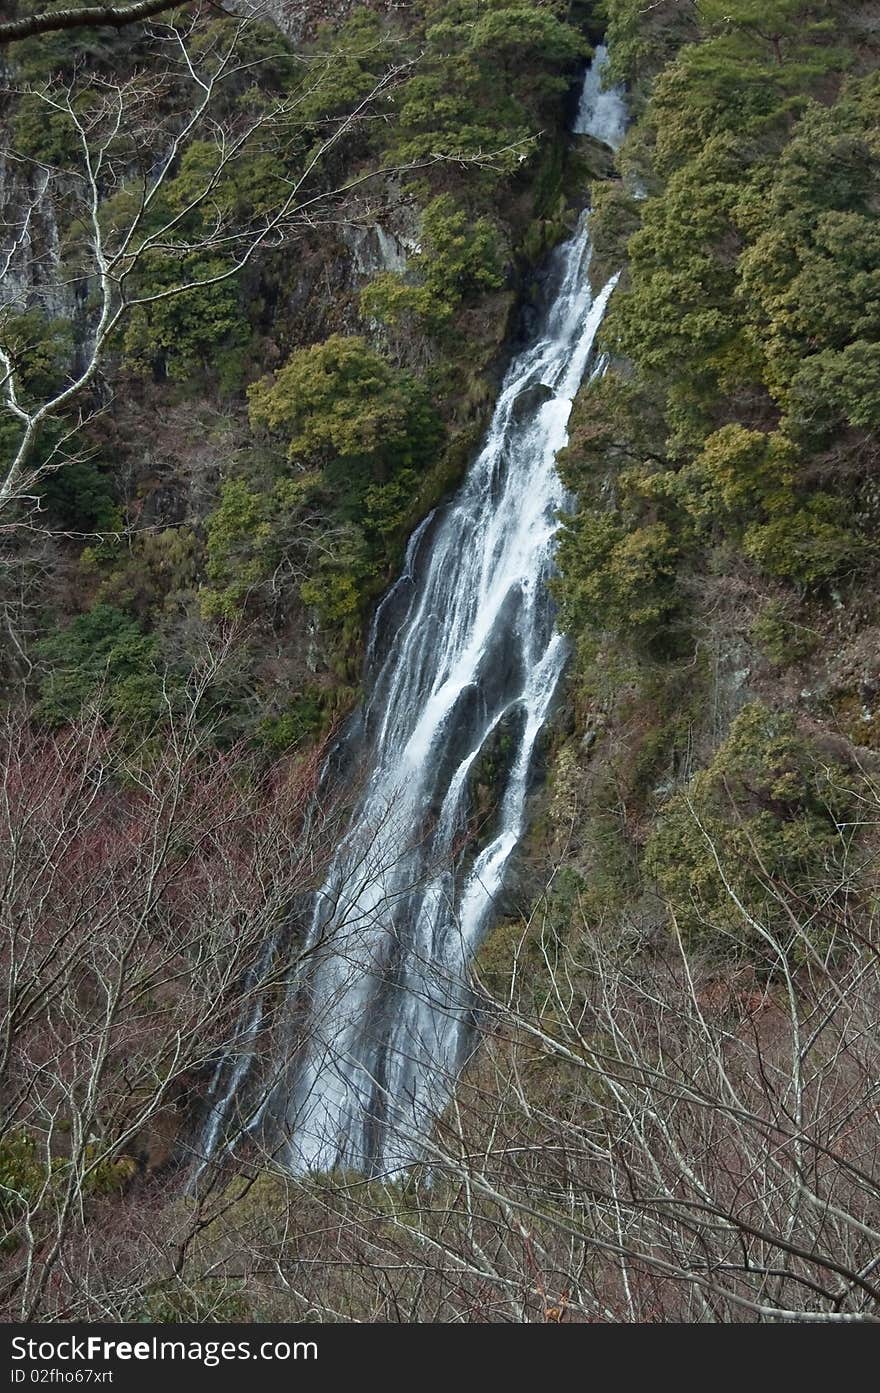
[573,43,628,151]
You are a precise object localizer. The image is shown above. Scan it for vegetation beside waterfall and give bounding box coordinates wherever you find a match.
[468,0,880,1322]
[1,0,592,739]
[0,0,599,1319]
[547,0,880,958]
[2,0,880,1324]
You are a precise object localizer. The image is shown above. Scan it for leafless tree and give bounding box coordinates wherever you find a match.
[147,767,880,1324]
[0,635,345,1321]
[403,777,879,1323]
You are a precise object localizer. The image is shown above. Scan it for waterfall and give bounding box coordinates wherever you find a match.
[274,46,628,1176]
[574,43,627,145]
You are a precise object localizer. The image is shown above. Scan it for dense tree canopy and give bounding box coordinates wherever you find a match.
[558,0,880,649]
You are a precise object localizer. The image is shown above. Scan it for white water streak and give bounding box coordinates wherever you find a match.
[280,48,628,1175]
[574,44,627,148]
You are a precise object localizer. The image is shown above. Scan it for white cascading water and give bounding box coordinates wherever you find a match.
[279,46,628,1175]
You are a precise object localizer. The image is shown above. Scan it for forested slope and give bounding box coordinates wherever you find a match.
[0,0,596,745]
[0,0,609,1320]
[463,0,880,1322]
[1,0,879,1324]
[542,0,880,961]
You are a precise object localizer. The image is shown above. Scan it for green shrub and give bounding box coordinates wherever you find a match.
[675,425,794,527]
[0,1128,134,1254]
[35,604,166,728]
[751,598,820,666]
[201,474,321,618]
[248,336,443,583]
[587,181,642,287]
[0,311,74,402]
[360,195,505,331]
[206,333,445,629]
[787,341,880,440]
[555,513,680,640]
[90,527,201,618]
[248,335,441,472]
[254,688,327,753]
[299,526,377,625]
[392,0,585,173]
[39,455,121,532]
[123,255,248,389]
[0,1130,58,1252]
[645,705,855,956]
[559,11,877,660]
[743,501,864,586]
[11,92,83,166]
[136,1281,250,1324]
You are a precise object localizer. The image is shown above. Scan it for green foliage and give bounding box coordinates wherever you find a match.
[555,372,684,643]
[35,604,166,728]
[466,4,584,70]
[247,335,443,611]
[751,598,819,666]
[644,705,855,955]
[646,3,845,176]
[558,371,669,496]
[361,195,505,331]
[0,312,91,505]
[201,474,320,618]
[671,425,794,527]
[83,1147,138,1196]
[608,137,752,439]
[553,4,875,979]
[204,336,445,629]
[392,0,586,174]
[4,0,592,682]
[249,335,441,470]
[13,11,396,407]
[162,141,284,226]
[254,688,327,753]
[11,92,86,166]
[0,1130,58,1251]
[602,14,874,437]
[0,310,74,411]
[555,513,679,640]
[8,5,159,87]
[743,502,866,586]
[86,527,201,618]
[294,11,396,132]
[202,478,275,619]
[602,0,699,87]
[299,526,377,625]
[39,455,121,532]
[788,342,880,440]
[123,256,248,390]
[557,3,877,674]
[737,76,880,432]
[697,0,838,51]
[587,180,642,287]
[136,1280,250,1324]
[0,1127,135,1254]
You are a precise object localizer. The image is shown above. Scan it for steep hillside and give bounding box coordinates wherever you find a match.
[0,0,600,749]
[1,0,879,1326]
[458,0,880,1322]
[534,0,880,956]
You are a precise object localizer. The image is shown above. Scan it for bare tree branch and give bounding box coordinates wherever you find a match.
[0,1,186,46]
